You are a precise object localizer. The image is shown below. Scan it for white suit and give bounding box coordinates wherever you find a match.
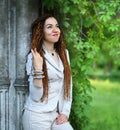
[22,47,73,130]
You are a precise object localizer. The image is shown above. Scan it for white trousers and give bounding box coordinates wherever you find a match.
[22,109,73,130]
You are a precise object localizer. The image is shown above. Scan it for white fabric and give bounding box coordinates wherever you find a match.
[22,48,73,130]
[22,109,73,130]
[24,49,72,118]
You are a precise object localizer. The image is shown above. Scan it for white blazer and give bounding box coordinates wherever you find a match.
[24,48,72,118]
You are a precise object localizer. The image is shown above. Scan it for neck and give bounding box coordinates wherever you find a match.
[43,41,55,53]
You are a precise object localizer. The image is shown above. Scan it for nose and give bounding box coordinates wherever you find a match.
[53,26,60,32]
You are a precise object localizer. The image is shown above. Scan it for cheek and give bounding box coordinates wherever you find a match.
[44,31,51,39]
[44,30,52,36]
[44,34,51,41]
[58,31,61,38]
[59,29,61,34]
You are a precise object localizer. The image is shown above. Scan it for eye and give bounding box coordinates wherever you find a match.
[46,25,52,29]
[56,24,60,28]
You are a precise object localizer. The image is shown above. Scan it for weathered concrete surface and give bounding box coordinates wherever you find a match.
[0,0,39,129]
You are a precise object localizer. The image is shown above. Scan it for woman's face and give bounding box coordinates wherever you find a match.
[43,17,61,44]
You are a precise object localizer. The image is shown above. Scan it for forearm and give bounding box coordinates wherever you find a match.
[29,79,43,101]
[32,69,44,87]
[26,53,44,101]
[33,78,43,87]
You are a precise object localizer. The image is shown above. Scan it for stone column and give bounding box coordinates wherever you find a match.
[0,0,39,129]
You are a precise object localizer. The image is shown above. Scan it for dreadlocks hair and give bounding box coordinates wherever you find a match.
[30,14,71,101]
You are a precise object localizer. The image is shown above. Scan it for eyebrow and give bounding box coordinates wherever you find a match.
[46,23,59,26]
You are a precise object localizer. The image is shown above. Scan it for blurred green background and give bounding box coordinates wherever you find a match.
[83,77,120,130]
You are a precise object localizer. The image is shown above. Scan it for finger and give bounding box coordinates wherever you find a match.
[34,48,37,53]
[56,119,66,125]
[56,116,65,124]
[31,49,34,55]
[31,48,37,56]
[58,114,67,120]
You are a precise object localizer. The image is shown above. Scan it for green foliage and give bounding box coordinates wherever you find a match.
[42,0,120,129]
[86,0,120,70]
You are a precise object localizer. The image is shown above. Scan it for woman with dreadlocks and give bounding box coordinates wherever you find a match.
[22,14,73,130]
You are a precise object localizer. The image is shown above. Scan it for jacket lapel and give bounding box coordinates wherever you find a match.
[43,47,64,73]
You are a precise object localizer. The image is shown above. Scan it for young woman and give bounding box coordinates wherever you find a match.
[22,14,73,130]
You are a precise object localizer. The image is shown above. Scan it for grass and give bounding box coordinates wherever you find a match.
[83,78,120,130]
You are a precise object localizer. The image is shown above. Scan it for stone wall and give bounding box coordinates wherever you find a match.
[0,0,39,129]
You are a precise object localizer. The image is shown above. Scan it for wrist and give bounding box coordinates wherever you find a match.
[32,69,44,80]
[34,67,43,70]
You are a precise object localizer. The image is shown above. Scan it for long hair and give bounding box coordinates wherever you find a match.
[31,14,71,101]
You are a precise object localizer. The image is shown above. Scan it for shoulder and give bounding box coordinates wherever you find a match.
[27,52,33,59]
[65,49,70,63]
[26,52,33,66]
[26,52,33,62]
[65,49,70,57]
[26,53,33,75]
[65,49,69,55]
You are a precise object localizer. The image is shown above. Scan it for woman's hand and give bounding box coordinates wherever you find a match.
[56,114,68,125]
[31,48,43,70]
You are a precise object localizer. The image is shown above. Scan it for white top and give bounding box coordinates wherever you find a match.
[24,48,72,118]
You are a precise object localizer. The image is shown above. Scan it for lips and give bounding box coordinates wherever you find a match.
[52,34,59,37]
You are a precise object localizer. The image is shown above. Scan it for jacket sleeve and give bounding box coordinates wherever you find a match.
[26,53,43,102]
[61,50,73,118]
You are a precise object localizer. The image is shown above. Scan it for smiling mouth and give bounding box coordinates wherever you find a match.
[52,34,59,37]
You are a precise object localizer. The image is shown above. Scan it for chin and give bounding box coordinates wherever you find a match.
[47,38,59,43]
[52,39,59,43]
